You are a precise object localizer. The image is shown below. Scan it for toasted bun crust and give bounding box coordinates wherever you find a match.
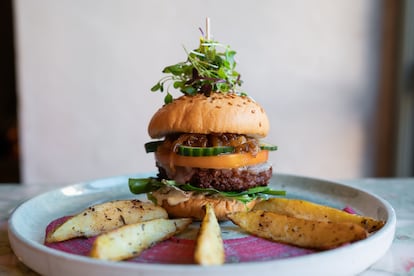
[151,190,257,221]
[148,93,269,139]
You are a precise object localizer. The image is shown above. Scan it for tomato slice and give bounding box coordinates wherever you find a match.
[155,150,269,169]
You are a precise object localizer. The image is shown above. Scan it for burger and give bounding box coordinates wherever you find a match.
[129,31,283,220]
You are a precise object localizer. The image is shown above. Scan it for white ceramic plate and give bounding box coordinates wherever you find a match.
[8,174,396,276]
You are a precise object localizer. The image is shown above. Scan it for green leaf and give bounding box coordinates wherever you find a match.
[182,64,193,75]
[151,82,162,92]
[144,140,163,153]
[164,92,173,104]
[216,82,229,92]
[225,50,236,68]
[128,178,161,194]
[222,60,230,70]
[173,81,184,89]
[163,64,184,76]
[217,67,227,79]
[182,86,196,95]
[179,183,286,203]
[128,177,286,204]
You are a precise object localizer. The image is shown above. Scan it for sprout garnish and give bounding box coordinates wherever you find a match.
[151,30,245,104]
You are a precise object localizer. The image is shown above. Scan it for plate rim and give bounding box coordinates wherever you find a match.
[7,173,397,276]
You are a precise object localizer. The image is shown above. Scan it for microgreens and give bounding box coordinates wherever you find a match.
[151,34,244,104]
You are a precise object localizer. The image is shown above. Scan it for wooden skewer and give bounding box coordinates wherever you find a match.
[205,17,211,40]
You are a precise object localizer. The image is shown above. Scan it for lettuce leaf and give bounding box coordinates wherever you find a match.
[128,178,285,203]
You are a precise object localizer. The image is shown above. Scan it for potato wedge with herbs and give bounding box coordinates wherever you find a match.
[194,203,225,265]
[46,200,168,243]
[253,198,384,232]
[90,218,192,261]
[228,210,367,250]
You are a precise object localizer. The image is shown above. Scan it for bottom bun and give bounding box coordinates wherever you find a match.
[152,191,258,221]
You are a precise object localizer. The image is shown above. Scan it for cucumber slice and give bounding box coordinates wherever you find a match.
[144,141,163,153]
[260,142,278,151]
[177,145,234,156]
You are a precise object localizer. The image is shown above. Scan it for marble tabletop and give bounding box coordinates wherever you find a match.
[0,178,413,275]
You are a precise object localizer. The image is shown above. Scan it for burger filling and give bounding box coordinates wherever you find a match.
[155,133,272,192]
[157,163,272,192]
[129,133,283,205]
[165,133,261,155]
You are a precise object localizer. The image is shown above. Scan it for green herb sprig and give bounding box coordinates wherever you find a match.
[151,36,244,104]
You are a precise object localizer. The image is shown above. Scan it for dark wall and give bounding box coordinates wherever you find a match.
[0,0,19,182]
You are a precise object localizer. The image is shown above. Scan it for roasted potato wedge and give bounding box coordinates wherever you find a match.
[253,198,384,232]
[90,218,192,261]
[46,200,168,243]
[194,203,225,265]
[228,210,367,250]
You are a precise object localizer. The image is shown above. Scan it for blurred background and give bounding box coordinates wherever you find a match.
[0,0,413,185]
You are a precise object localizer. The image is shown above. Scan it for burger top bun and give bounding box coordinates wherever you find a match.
[148,92,270,139]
